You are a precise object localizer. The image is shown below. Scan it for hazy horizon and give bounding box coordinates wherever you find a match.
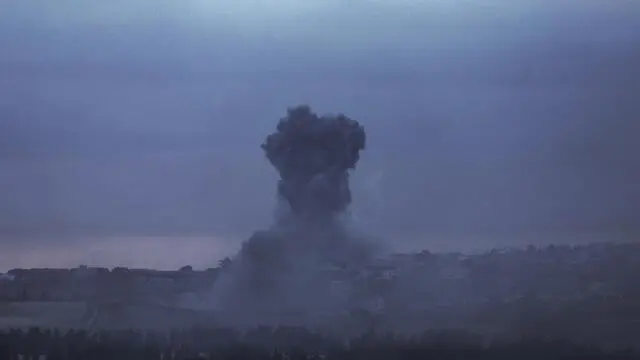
[2,232,637,272]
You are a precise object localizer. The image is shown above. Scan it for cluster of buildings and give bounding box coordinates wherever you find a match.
[1,242,638,315]
[318,242,640,316]
[0,265,219,306]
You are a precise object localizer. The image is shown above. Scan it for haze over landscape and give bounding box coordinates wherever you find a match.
[1,0,639,271]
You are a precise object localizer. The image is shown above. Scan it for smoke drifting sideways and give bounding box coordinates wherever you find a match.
[208,105,374,327]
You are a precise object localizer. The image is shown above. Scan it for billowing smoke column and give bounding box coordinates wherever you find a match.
[239,105,368,273]
[211,106,370,325]
[262,105,366,223]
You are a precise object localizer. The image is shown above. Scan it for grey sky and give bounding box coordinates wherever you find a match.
[1,0,639,268]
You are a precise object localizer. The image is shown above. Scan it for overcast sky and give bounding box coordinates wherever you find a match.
[1,0,639,269]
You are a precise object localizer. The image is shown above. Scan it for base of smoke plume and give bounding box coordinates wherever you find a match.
[203,218,379,329]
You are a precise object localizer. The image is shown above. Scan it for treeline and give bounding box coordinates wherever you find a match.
[0,327,638,360]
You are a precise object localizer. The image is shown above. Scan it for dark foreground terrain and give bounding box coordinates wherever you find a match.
[3,242,640,358]
[1,326,639,360]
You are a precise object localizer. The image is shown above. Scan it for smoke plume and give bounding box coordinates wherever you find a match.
[210,105,372,327]
[263,105,366,224]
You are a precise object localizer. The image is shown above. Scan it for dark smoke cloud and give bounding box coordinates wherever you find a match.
[210,106,373,326]
[262,105,366,222]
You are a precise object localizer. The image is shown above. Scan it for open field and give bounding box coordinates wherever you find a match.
[0,301,88,329]
[0,301,216,330]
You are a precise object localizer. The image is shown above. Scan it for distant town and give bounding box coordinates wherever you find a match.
[2,242,639,311]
